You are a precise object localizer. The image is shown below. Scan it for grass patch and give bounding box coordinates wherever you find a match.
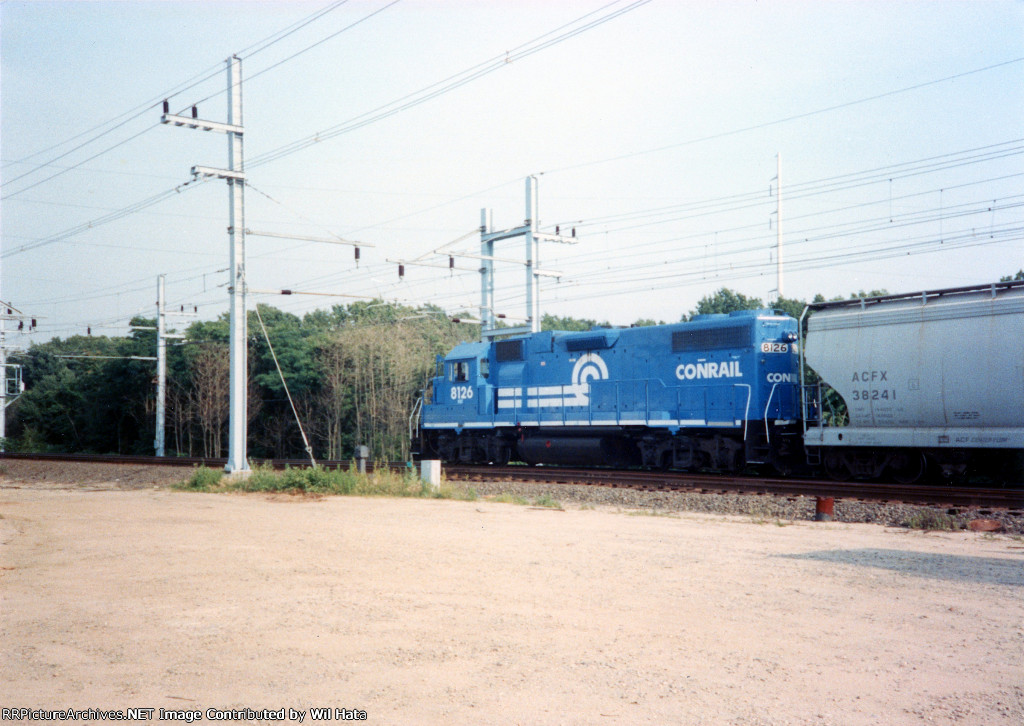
[626,508,680,519]
[531,494,563,509]
[903,509,959,531]
[180,466,224,491]
[491,492,529,505]
[175,463,471,501]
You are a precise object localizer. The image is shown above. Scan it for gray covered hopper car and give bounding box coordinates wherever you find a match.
[801,280,1024,482]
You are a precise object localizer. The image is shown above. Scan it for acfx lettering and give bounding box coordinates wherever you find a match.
[851,370,887,382]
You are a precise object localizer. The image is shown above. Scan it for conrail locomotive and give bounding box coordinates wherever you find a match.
[414,280,1024,483]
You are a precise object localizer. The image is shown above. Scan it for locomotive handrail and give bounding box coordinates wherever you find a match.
[409,395,423,445]
[735,383,752,441]
[763,382,779,449]
[799,304,811,438]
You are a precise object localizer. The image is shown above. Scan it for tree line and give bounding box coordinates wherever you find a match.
[5,301,478,461]
[6,271,1020,460]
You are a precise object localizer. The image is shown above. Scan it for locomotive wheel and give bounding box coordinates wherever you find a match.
[490,445,511,467]
[888,451,927,484]
[770,448,794,477]
[823,451,852,481]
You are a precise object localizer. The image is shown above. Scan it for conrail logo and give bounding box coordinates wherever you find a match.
[675,361,742,380]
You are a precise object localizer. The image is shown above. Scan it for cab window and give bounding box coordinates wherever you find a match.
[449,361,470,382]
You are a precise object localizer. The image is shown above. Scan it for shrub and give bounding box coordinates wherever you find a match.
[532,494,562,509]
[175,463,479,502]
[904,509,959,531]
[181,466,223,491]
[492,492,529,505]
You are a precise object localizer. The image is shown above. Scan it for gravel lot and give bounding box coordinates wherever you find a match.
[1,462,1023,725]
[1,458,1022,532]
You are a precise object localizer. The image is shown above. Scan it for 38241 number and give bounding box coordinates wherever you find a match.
[851,389,895,401]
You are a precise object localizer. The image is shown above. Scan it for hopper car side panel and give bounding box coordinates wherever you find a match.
[802,280,1024,480]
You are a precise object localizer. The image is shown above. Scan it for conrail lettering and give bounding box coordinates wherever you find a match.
[675,361,742,380]
[852,370,887,382]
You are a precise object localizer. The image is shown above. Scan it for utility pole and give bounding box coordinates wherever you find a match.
[387,176,578,337]
[0,304,31,451]
[479,208,494,331]
[477,176,577,340]
[1,324,6,451]
[153,275,194,457]
[775,152,784,299]
[0,306,6,450]
[156,275,166,457]
[1,225,5,450]
[162,55,249,473]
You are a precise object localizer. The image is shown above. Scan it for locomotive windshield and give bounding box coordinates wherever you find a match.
[449,360,470,382]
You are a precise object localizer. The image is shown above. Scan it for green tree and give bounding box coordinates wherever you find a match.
[685,288,764,320]
[541,313,610,332]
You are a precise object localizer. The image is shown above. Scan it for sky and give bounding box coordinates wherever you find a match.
[2,0,1022,346]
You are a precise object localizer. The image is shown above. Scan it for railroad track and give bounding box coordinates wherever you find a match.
[446,465,1024,511]
[0,451,400,472]
[2,452,1022,510]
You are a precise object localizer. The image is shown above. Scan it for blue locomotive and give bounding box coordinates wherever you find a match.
[416,309,802,472]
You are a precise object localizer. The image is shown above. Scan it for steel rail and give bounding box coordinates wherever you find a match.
[0,451,405,472]
[444,465,1024,510]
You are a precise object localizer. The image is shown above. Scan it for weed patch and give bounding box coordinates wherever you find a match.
[492,492,529,505]
[180,466,224,491]
[174,464,470,501]
[627,509,680,519]
[532,494,563,509]
[903,510,959,531]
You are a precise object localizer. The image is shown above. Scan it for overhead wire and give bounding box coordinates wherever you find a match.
[539,56,1024,176]
[247,0,653,168]
[1,0,363,199]
[1,177,209,259]
[8,5,1022,337]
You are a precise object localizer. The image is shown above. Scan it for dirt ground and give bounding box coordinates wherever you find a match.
[1,470,1023,725]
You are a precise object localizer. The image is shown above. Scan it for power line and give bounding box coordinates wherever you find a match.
[540,56,1024,176]
[237,0,351,59]
[0,178,208,259]
[1,1,357,195]
[1,124,160,200]
[248,0,653,168]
